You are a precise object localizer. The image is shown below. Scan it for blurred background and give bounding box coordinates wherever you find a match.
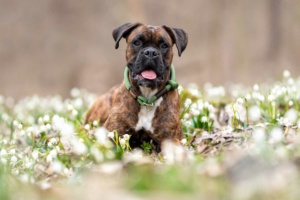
[1,0,300,99]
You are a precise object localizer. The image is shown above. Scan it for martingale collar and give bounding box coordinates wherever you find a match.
[124,65,179,107]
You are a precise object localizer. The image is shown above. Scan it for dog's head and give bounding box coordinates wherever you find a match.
[113,23,188,89]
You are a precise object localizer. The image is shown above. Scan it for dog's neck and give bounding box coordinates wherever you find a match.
[139,86,158,100]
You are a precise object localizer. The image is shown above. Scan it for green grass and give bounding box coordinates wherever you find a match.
[0,71,300,199]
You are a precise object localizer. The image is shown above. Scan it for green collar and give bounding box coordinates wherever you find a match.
[124,65,179,107]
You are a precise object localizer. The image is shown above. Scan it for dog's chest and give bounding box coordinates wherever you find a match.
[134,87,162,132]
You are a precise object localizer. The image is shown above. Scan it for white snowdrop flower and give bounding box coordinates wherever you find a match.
[50,138,57,144]
[119,138,126,146]
[271,101,276,107]
[105,150,115,159]
[71,87,81,97]
[287,78,294,85]
[208,104,215,112]
[46,154,53,163]
[268,94,276,102]
[183,120,192,127]
[93,120,99,127]
[107,132,115,139]
[177,85,183,94]
[245,94,251,100]
[284,109,298,124]
[95,128,111,147]
[9,149,16,154]
[201,116,208,122]
[184,98,192,108]
[248,105,261,122]
[32,151,39,160]
[10,156,18,163]
[289,100,294,107]
[67,104,73,111]
[40,125,47,132]
[237,97,244,104]
[123,134,130,141]
[1,158,7,164]
[90,146,104,162]
[204,102,210,108]
[258,94,265,102]
[73,98,83,108]
[72,140,87,155]
[2,139,8,145]
[27,116,35,124]
[283,70,290,78]
[196,100,204,110]
[252,128,266,142]
[38,117,43,125]
[20,174,29,183]
[50,149,57,158]
[0,149,7,156]
[269,127,284,143]
[43,115,50,123]
[20,130,25,136]
[71,109,78,117]
[18,124,23,129]
[46,124,52,130]
[51,161,63,173]
[181,138,187,145]
[84,124,90,130]
[17,153,23,159]
[13,120,18,126]
[25,160,33,169]
[191,108,200,116]
[183,113,190,119]
[253,84,260,91]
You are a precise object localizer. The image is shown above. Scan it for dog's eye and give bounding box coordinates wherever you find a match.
[161,43,168,49]
[133,40,142,46]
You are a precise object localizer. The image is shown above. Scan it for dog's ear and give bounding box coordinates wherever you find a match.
[162,26,188,57]
[112,22,142,49]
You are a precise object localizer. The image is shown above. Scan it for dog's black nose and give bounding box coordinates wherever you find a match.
[144,47,159,59]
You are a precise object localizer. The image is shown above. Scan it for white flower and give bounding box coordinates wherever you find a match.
[162,140,185,164]
[10,155,18,163]
[253,84,260,91]
[1,158,7,164]
[32,151,39,160]
[284,109,298,124]
[248,105,261,122]
[50,149,57,158]
[269,127,284,143]
[181,138,187,145]
[51,161,63,173]
[289,100,294,107]
[90,146,104,162]
[46,154,53,163]
[268,94,276,102]
[93,120,99,127]
[283,70,290,78]
[123,134,130,141]
[84,124,90,130]
[72,139,87,155]
[0,149,7,156]
[43,115,50,122]
[184,99,192,108]
[50,138,57,144]
[71,109,78,117]
[17,123,23,129]
[9,149,16,154]
[237,97,244,104]
[201,116,208,122]
[67,104,74,111]
[252,128,266,142]
[70,88,81,97]
[107,132,115,139]
[191,107,200,116]
[119,138,126,146]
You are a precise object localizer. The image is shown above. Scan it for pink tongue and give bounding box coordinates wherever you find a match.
[141,70,157,80]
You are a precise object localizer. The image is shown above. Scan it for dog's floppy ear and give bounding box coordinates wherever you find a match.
[163,26,188,57]
[112,22,142,49]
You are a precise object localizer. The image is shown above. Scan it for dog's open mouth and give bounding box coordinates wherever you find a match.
[140,69,157,80]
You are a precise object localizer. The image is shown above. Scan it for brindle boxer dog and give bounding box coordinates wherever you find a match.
[86,22,188,151]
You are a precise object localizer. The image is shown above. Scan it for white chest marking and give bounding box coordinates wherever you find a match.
[134,87,162,132]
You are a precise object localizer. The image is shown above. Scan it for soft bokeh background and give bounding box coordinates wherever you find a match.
[1,0,300,99]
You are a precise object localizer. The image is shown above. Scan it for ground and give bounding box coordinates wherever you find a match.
[0,70,300,200]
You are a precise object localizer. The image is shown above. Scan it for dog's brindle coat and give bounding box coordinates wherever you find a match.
[86,23,188,151]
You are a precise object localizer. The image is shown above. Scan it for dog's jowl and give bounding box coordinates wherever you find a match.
[86,22,188,151]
